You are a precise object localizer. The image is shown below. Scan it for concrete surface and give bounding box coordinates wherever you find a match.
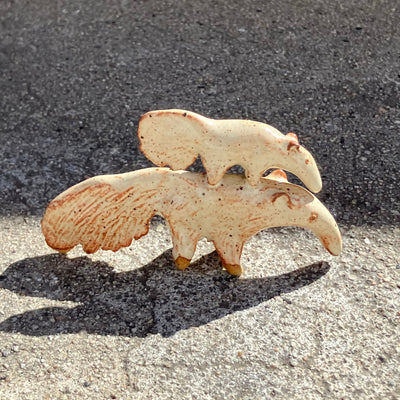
[0,0,399,399]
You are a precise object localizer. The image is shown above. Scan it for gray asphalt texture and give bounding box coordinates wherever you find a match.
[0,1,399,399]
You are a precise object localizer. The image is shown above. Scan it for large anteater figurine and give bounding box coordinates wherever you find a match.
[138,109,322,192]
[42,168,341,276]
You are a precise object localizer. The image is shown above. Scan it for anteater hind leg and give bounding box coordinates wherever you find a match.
[213,238,245,276]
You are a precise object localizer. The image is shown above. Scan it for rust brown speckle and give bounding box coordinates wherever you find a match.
[308,212,318,223]
[271,192,295,209]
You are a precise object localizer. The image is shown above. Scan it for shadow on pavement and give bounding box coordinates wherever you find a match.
[0,251,330,337]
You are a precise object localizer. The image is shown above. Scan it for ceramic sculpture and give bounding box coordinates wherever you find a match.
[42,110,341,275]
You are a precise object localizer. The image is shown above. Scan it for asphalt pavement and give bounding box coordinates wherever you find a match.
[0,1,399,399]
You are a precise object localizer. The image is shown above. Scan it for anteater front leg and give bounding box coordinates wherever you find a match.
[169,226,199,271]
[200,155,229,186]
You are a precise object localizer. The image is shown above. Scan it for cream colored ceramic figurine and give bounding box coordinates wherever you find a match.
[42,110,341,275]
[42,168,341,276]
[138,109,322,192]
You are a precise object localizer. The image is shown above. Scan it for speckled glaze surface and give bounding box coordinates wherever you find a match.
[41,168,341,275]
[138,109,322,192]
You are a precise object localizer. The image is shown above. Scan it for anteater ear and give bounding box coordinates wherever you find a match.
[286,132,299,143]
[265,169,288,182]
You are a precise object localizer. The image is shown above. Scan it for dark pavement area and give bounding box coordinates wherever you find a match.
[1,0,399,225]
[1,1,400,399]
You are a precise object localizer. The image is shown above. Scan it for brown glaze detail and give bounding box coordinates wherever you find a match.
[133,225,149,240]
[42,180,161,253]
[320,235,335,255]
[305,159,310,165]
[175,256,191,270]
[222,263,243,276]
[271,192,295,209]
[42,185,101,241]
[308,212,318,223]
[266,169,288,181]
[287,140,300,152]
